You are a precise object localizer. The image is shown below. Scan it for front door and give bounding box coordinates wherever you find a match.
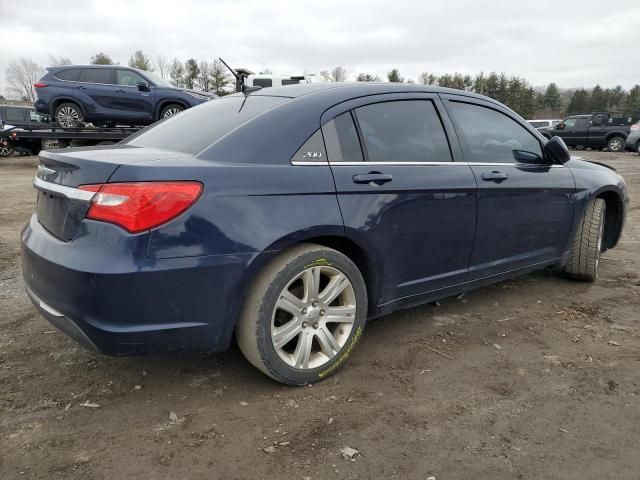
[113,69,155,122]
[322,94,478,306]
[442,95,575,280]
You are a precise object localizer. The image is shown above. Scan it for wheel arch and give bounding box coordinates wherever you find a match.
[51,97,86,117]
[596,189,625,251]
[232,229,383,331]
[604,131,628,142]
[155,99,188,120]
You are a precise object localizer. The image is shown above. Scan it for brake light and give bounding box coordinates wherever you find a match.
[33,82,48,88]
[78,182,203,233]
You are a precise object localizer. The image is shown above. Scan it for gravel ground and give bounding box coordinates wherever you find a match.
[0,151,639,480]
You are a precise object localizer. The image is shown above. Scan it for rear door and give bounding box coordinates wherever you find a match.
[322,94,477,305]
[441,94,575,280]
[79,68,117,114]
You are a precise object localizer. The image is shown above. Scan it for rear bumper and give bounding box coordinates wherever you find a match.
[21,214,260,355]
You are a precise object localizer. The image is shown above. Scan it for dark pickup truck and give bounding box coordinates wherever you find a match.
[541,114,631,152]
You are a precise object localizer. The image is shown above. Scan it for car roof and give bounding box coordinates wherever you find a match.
[47,64,138,71]
[245,82,499,104]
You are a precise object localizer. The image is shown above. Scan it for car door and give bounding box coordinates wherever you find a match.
[558,117,590,147]
[113,69,155,122]
[441,94,575,280]
[79,68,117,114]
[321,94,478,305]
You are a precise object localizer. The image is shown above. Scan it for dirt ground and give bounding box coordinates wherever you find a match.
[0,151,638,480]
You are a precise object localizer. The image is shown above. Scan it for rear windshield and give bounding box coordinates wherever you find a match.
[125,96,289,154]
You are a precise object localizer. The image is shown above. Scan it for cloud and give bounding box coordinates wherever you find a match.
[1,0,639,93]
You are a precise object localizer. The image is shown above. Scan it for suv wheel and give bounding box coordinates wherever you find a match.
[55,103,83,128]
[0,145,13,157]
[160,104,184,119]
[607,136,625,153]
[236,244,367,385]
[564,198,606,282]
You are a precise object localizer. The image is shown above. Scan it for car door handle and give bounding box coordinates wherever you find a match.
[481,171,509,182]
[115,89,127,94]
[352,172,393,185]
[76,85,86,90]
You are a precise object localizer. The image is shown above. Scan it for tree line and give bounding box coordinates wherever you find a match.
[5,53,640,120]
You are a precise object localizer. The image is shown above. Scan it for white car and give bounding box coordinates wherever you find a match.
[527,119,562,130]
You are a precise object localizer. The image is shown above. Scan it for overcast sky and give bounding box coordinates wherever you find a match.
[1,0,639,94]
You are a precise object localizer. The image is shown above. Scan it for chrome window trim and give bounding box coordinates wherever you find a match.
[291,161,564,168]
[33,176,96,203]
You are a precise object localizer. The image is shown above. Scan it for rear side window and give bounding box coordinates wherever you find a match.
[322,112,364,162]
[354,100,452,162]
[125,96,289,155]
[448,101,542,163]
[81,68,113,84]
[282,79,300,85]
[291,130,326,163]
[54,69,81,81]
[253,78,273,88]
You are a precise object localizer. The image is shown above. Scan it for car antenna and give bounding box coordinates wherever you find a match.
[218,58,261,95]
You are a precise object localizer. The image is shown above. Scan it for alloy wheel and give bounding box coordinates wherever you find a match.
[57,106,80,128]
[271,265,356,370]
[0,145,13,157]
[163,107,182,118]
[608,138,623,152]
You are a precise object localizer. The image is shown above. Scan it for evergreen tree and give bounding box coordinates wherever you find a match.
[356,73,380,82]
[183,59,200,89]
[169,58,184,87]
[90,52,114,65]
[209,59,231,95]
[128,50,152,71]
[566,89,590,114]
[625,85,640,114]
[387,69,403,83]
[543,83,562,111]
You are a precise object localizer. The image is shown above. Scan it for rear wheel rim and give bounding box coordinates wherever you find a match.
[57,106,80,127]
[163,107,182,118]
[0,146,12,157]
[271,265,357,370]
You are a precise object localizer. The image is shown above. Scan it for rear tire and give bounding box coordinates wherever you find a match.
[236,244,367,385]
[159,104,185,119]
[607,136,625,153]
[564,198,606,282]
[55,102,84,128]
[0,145,13,157]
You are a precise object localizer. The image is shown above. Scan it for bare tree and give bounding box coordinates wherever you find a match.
[319,70,332,82]
[48,55,72,66]
[356,73,381,82]
[5,58,45,103]
[155,55,169,79]
[169,58,184,87]
[418,72,437,85]
[331,66,348,82]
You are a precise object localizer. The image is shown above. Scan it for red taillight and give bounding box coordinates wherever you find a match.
[33,82,48,88]
[78,182,203,233]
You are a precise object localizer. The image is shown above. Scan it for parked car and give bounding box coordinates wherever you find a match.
[625,120,640,154]
[22,83,628,385]
[541,113,630,152]
[527,119,562,129]
[33,65,216,127]
[0,105,49,156]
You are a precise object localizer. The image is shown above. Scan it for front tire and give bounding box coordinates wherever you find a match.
[0,145,13,157]
[55,102,83,128]
[607,136,625,153]
[564,198,606,282]
[236,244,367,385]
[159,104,185,119]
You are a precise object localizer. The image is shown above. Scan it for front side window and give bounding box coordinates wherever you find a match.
[322,112,364,162]
[116,69,146,86]
[448,101,542,163]
[354,100,452,162]
[81,68,113,84]
[563,118,577,128]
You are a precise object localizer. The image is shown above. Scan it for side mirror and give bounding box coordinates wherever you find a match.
[513,149,546,164]
[136,81,150,92]
[543,136,571,164]
[555,123,565,130]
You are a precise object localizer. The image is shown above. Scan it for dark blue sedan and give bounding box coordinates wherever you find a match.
[22,83,628,385]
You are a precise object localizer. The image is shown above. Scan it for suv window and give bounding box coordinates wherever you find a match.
[54,69,82,81]
[116,69,147,87]
[322,112,364,162]
[448,101,542,163]
[125,95,288,155]
[354,100,452,162]
[80,68,114,84]
[253,78,272,88]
